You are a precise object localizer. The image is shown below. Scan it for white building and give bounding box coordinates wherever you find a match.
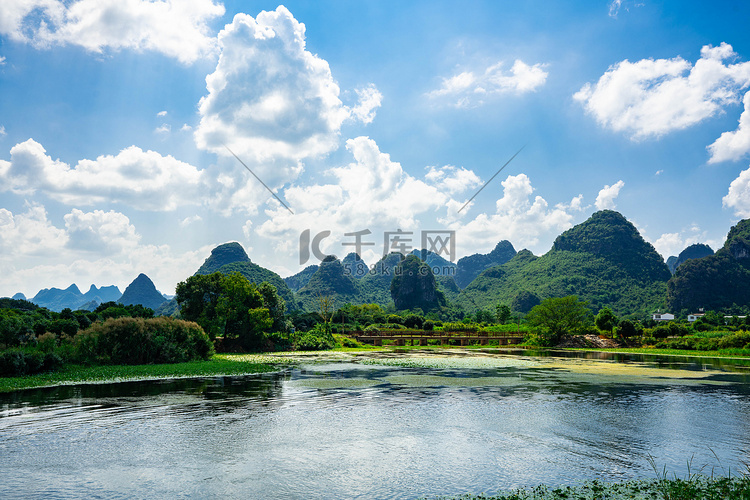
[652,313,675,322]
[687,313,705,322]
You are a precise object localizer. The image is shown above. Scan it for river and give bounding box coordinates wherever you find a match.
[1,349,749,499]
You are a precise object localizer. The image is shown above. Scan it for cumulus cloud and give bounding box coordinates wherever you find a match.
[0,139,205,210]
[595,180,624,210]
[723,166,750,217]
[0,126,5,136]
[0,203,67,256]
[708,91,750,163]
[424,165,482,195]
[648,225,719,260]
[0,0,224,64]
[0,56,5,65]
[449,174,580,254]
[157,110,167,117]
[194,6,380,195]
[0,204,211,297]
[257,136,473,262]
[574,43,750,139]
[349,84,383,124]
[64,209,140,254]
[428,59,548,108]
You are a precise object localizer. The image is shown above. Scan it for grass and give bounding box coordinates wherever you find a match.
[0,354,289,393]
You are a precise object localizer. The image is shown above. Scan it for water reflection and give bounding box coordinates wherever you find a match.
[1,356,749,499]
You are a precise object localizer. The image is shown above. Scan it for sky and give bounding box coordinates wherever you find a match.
[1,0,750,298]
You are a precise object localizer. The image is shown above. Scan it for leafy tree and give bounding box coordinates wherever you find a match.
[475,309,496,324]
[526,296,593,344]
[175,272,225,340]
[257,282,287,332]
[496,304,512,324]
[217,272,268,350]
[176,272,278,349]
[615,319,638,340]
[595,307,618,334]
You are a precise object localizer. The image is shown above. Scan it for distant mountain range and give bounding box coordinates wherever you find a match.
[9,211,750,317]
[29,284,123,312]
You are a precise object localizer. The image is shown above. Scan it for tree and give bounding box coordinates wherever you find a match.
[496,304,512,324]
[526,296,592,344]
[316,292,335,333]
[595,307,618,335]
[615,319,637,340]
[257,282,287,332]
[175,272,225,340]
[175,272,275,350]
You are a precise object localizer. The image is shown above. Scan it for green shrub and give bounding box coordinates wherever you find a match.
[0,348,62,377]
[422,320,434,331]
[295,324,335,351]
[718,331,750,349]
[74,317,213,365]
[333,334,363,348]
[263,331,293,351]
[364,324,380,333]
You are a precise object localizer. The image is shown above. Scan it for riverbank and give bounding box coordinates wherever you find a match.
[0,354,283,393]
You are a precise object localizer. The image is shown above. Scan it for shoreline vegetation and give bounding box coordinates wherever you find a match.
[433,475,750,500]
[3,345,750,394]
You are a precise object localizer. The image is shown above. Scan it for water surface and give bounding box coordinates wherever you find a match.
[1,351,749,499]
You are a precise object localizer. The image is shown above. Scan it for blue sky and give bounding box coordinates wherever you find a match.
[1,0,750,298]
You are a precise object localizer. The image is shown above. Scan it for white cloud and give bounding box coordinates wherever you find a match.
[595,180,625,210]
[449,174,579,254]
[349,84,383,124]
[257,136,460,263]
[708,91,750,163]
[608,0,623,17]
[0,56,5,65]
[424,165,482,195]
[0,126,5,136]
[652,232,684,259]
[0,203,67,257]
[0,0,225,64]
[723,166,750,217]
[179,215,202,227]
[649,226,719,259]
[154,123,171,135]
[655,169,664,176]
[0,204,212,297]
[157,110,168,117]
[194,6,379,199]
[428,59,548,108]
[180,123,192,132]
[574,43,750,139]
[0,139,205,211]
[64,209,140,254]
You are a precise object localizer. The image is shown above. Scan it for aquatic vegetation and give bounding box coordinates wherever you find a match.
[359,354,539,369]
